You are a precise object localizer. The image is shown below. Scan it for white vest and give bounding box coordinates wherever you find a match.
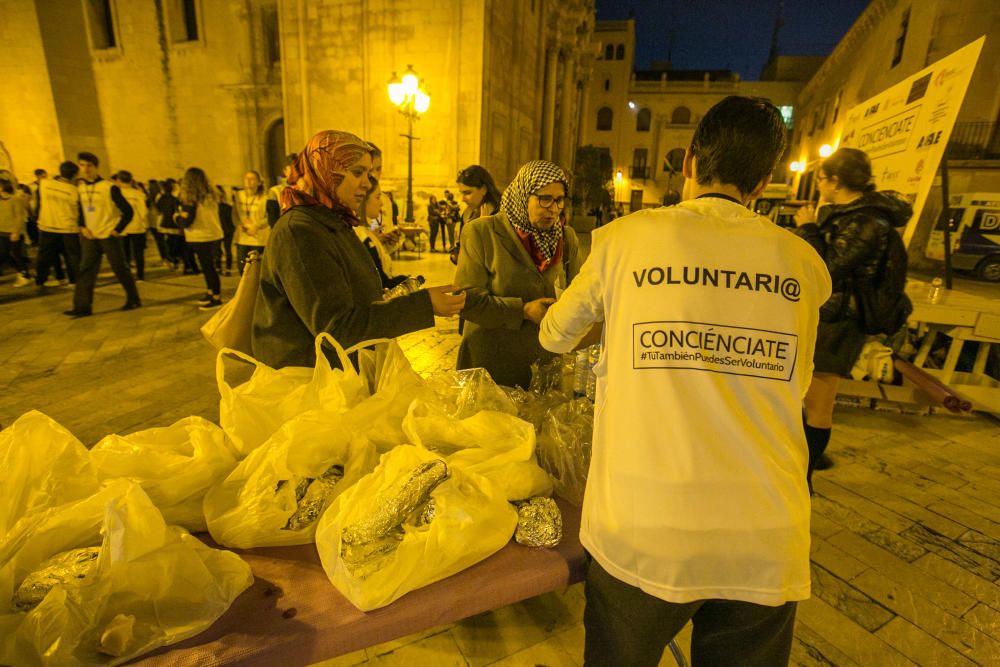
[184,200,223,243]
[78,179,121,239]
[234,190,270,247]
[540,198,833,606]
[121,187,148,235]
[37,179,80,234]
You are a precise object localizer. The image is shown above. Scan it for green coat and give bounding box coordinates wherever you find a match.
[252,204,434,368]
[454,211,581,388]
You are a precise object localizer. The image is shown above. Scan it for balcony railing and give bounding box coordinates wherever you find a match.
[948,121,1000,160]
[630,165,651,179]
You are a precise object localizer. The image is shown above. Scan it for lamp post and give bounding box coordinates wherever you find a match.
[388,65,430,223]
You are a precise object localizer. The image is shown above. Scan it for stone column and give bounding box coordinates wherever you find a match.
[541,46,558,161]
[558,53,577,168]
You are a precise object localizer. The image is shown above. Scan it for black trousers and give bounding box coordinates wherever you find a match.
[189,241,220,295]
[150,228,169,262]
[428,219,445,250]
[236,244,263,275]
[584,557,797,667]
[73,236,140,310]
[0,236,30,276]
[220,226,235,271]
[123,233,147,280]
[35,231,80,284]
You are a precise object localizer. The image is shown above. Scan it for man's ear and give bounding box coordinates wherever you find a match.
[682,149,695,180]
[747,175,772,201]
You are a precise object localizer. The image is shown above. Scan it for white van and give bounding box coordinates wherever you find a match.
[925,193,1000,282]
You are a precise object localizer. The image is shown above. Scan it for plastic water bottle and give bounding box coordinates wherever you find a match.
[585,344,601,402]
[383,275,425,300]
[573,349,589,397]
[927,277,943,304]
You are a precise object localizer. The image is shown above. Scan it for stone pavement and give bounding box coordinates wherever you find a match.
[2,249,1000,666]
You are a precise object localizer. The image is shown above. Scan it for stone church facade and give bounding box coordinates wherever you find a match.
[0,0,593,201]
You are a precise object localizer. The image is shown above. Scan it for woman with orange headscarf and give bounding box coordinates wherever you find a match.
[252,130,464,368]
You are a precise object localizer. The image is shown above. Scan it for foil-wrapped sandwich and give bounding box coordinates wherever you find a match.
[278,464,346,531]
[514,497,562,548]
[340,460,449,576]
[12,546,101,612]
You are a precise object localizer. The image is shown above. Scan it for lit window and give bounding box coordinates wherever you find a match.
[779,106,794,129]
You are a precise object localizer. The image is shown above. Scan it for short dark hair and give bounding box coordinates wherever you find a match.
[77,151,100,166]
[34,168,47,177]
[285,153,298,166]
[117,170,133,184]
[59,161,79,180]
[821,147,875,193]
[368,142,382,159]
[689,96,786,196]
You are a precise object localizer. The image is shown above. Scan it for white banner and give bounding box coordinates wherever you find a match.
[838,37,984,245]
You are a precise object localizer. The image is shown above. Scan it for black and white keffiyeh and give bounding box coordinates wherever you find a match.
[500,160,570,265]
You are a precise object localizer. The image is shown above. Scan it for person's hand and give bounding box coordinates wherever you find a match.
[427,285,466,317]
[9,232,20,242]
[794,204,816,227]
[523,297,556,324]
[80,227,95,240]
[242,220,255,235]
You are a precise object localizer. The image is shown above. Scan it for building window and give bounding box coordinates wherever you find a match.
[671,106,691,125]
[615,44,625,60]
[831,91,842,124]
[604,44,614,60]
[891,7,910,68]
[817,101,828,130]
[779,105,794,129]
[604,78,610,91]
[597,107,613,131]
[664,148,685,173]
[631,148,649,179]
[84,0,117,49]
[808,110,818,136]
[636,108,651,132]
[263,6,280,66]
[167,0,199,42]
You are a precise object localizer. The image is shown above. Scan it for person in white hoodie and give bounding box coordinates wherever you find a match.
[539,96,832,666]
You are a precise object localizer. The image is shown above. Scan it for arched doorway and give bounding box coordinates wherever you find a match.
[265,118,286,185]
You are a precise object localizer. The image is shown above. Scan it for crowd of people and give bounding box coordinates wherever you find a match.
[1,95,914,664]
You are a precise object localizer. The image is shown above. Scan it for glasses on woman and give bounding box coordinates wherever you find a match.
[533,194,567,209]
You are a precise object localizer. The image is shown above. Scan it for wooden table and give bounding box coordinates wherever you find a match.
[132,500,584,666]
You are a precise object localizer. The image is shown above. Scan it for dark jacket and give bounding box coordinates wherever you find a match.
[252,204,434,368]
[794,191,912,321]
[455,212,581,388]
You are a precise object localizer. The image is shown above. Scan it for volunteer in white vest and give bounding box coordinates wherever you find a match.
[116,171,149,281]
[233,170,269,275]
[35,160,82,287]
[175,167,224,310]
[65,152,140,318]
[540,96,832,666]
[0,170,30,287]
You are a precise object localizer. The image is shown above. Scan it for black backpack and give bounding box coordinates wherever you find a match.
[854,222,912,335]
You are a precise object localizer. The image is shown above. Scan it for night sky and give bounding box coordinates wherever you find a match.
[595,0,870,80]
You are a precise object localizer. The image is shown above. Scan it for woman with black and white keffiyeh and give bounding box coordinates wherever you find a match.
[454,160,583,389]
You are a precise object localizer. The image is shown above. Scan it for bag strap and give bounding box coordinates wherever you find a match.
[344,337,394,357]
[215,347,265,397]
[313,332,356,373]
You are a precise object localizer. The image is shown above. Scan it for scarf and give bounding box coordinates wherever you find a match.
[500,160,569,271]
[280,130,371,226]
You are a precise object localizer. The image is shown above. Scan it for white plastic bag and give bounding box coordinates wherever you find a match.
[204,409,378,548]
[402,401,552,501]
[0,480,253,666]
[89,417,237,533]
[0,411,98,539]
[217,333,368,457]
[316,445,517,611]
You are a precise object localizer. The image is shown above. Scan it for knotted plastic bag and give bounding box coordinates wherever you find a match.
[536,398,594,506]
[217,333,368,457]
[402,400,552,501]
[424,368,518,419]
[0,479,253,666]
[89,417,238,533]
[204,409,378,548]
[315,445,517,611]
[0,411,98,539]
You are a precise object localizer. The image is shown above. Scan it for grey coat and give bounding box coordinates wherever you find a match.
[454,211,581,388]
[252,204,434,368]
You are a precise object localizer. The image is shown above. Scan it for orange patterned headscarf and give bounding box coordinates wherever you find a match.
[280,130,372,226]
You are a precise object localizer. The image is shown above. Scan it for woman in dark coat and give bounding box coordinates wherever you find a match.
[792,147,912,483]
[252,130,464,368]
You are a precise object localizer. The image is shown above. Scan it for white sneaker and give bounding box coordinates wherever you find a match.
[43,278,61,287]
[13,275,30,288]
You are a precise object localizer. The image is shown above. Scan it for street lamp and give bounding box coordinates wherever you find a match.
[387,65,430,222]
